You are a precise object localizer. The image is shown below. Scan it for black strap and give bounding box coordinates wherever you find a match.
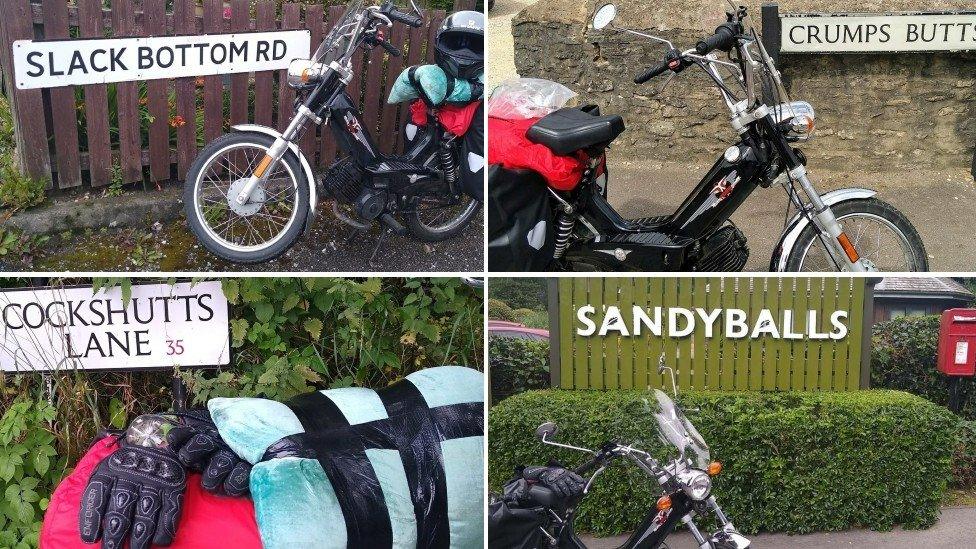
[407,65,435,108]
[285,392,394,548]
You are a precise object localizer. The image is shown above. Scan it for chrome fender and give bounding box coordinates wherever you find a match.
[231,124,317,231]
[769,187,877,272]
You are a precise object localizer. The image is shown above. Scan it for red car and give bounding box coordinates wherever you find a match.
[487,320,549,341]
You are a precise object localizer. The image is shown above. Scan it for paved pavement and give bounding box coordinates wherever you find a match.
[581,505,976,548]
[606,156,976,272]
[486,0,535,91]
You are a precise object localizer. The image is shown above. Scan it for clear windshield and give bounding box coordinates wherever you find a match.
[652,389,710,469]
[313,0,365,65]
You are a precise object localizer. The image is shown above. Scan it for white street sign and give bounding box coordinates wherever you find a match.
[0,282,230,371]
[12,30,311,89]
[781,12,976,53]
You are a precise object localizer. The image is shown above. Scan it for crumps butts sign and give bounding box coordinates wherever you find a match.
[776,10,976,53]
[0,282,230,371]
[12,30,311,89]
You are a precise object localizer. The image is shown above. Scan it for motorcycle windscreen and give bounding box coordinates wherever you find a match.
[487,165,554,271]
[208,366,485,549]
[459,102,485,202]
[40,436,262,549]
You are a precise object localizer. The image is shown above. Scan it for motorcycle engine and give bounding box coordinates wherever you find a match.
[695,224,749,272]
[321,157,365,204]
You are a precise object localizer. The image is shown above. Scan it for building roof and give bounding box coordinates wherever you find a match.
[874,277,974,300]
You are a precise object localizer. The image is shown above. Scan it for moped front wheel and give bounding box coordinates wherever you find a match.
[785,198,929,272]
[183,132,310,264]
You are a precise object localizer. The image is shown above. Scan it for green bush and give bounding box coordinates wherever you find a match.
[488,278,547,310]
[489,336,549,403]
[871,315,975,418]
[953,420,976,489]
[0,170,46,212]
[487,298,516,321]
[513,308,549,329]
[489,389,958,535]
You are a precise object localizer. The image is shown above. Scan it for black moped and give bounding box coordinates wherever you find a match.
[489,356,750,549]
[488,3,927,272]
[183,0,481,263]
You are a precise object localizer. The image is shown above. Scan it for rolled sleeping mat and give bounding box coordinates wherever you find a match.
[387,64,484,105]
[208,366,485,549]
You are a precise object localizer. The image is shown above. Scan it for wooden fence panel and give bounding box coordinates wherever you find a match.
[2,0,469,191]
[554,277,870,392]
[0,0,52,184]
[77,0,112,186]
[112,0,143,184]
[144,0,171,183]
[42,0,82,188]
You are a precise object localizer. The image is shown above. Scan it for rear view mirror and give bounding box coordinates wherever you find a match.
[536,422,558,441]
[592,3,617,30]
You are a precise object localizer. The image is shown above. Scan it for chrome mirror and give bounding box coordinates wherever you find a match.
[535,422,558,441]
[592,3,617,30]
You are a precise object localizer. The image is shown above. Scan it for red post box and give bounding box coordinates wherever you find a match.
[937,308,976,377]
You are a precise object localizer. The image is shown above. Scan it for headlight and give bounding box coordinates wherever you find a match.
[677,469,712,500]
[287,58,325,89]
[772,100,815,141]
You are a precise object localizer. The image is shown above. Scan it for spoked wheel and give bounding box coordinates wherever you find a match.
[183,132,310,264]
[786,198,929,272]
[403,193,481,242]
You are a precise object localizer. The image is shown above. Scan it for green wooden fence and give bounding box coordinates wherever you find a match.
[551,277,875,392]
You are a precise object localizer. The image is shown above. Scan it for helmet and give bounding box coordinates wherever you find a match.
[434,10,484,80]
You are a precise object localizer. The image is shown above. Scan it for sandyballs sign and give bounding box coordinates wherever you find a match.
[575,305,849,341]
[12,30,310,90]
[0,282,229,371]
[781,11,976,53]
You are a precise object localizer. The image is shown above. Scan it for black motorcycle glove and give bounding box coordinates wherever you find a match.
[79,442,186,549]
[167,409,251,497]
[524,466,587,498]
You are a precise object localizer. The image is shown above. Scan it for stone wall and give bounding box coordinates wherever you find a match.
[511,0,976,170]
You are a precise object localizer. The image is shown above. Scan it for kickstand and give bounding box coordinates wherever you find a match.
[344,224,365,244]
[368,228,391,267]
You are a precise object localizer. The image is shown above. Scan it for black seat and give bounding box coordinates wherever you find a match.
[526,107,625,156]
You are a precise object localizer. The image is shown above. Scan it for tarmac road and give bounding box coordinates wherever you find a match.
[486,0,535,91]
[606,156,976,272]
[581,505,976,548]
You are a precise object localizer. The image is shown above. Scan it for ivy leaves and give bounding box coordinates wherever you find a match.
[183,277,482,404]
[0,398,62,548]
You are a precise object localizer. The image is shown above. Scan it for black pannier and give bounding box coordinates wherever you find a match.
[487,165,554,271]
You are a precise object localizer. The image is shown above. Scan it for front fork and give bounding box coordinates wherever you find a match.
[683,496,748,549]
[233,104,322,205]
[788,164,875,272]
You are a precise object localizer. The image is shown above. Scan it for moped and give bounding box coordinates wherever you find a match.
[183,0,481,263]
[487,3,928,272]
[488,356,750,549]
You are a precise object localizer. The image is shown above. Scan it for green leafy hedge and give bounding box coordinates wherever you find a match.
[489,389,958,536]
[871,314,975,418]
[489,336,549,404]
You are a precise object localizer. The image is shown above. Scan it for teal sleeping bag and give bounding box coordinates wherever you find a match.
[209,366,485,549]
[387,64,484,105]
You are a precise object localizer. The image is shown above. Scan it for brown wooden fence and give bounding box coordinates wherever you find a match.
[0,0,475,190]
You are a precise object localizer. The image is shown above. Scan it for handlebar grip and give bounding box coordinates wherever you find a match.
[574,457,600,476]
[379,39,402,57]
[695,23,738,55]
[389,8,423,28]
[634,61,670,84]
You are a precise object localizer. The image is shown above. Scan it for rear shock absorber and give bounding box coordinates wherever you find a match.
[439,139,459,188]
[553,212,576,259]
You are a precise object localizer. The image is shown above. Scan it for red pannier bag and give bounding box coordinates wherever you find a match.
[41,436,262,549]
[487,116,587,191]
[410,99,481,137]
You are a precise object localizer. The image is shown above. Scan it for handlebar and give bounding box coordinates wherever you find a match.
[633,48,685,84]
[386,7,423,27]
[695,22,739,55]
[378,38,402,57]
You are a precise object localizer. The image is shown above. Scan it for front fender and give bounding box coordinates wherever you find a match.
[231,124,317,231]
[769,187,877,271]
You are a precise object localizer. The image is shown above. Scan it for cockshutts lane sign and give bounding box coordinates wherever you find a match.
[0,282,230,371]
[781,11,976,53]
[576,305,850,341]
[12,30,311,90]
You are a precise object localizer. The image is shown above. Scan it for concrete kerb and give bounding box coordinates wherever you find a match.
[5,187,183,236]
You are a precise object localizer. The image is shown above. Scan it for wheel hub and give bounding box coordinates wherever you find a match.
[227,178,266,216]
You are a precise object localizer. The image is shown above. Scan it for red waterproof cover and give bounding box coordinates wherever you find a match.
[486,116,587,191]
[410,100,482,137]
[41,437,262,549]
